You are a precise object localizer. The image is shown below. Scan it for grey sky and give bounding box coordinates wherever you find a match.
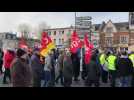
[0,12,129,32]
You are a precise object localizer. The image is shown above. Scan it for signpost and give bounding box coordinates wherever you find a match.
[75,16,92,41]
[75,15,92,72]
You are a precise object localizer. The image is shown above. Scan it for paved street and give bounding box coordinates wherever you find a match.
[0,73,111,87]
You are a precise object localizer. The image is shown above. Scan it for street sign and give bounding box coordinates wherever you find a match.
[76,16,92,20]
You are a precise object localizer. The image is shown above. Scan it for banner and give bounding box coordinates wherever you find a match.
[40,32,55,57]
[70,31,82,54]
[84,33,94,64]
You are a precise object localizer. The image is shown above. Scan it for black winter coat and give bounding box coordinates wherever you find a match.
[86,60,101,81]
[116,57,133,77]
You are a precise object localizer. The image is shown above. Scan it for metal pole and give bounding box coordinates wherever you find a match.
[75,12,76,31]
[90,18,92,42]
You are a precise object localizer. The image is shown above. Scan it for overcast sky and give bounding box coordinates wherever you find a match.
[0,12,129,32]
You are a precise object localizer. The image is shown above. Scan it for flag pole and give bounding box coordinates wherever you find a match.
[75,12,76,32]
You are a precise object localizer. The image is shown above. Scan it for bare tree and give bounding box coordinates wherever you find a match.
[37,22,51,39]
[18,23,32,39]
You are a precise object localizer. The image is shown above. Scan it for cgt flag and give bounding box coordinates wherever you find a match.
[70,31,82,54]
[40,32,55,57]
[84,33,94,64]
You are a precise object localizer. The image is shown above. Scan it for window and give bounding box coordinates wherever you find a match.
[48,31,51,35]
[131,13,134,25]
[59,31,61,35]
[13,35,16,39]
[106,27,113,33]
[6,34,11,39]
[54,31,56,35]
[62,31,64,34]
[120,36,128,44]
[93,40,97,46]
[106,37,112,46]
[62,38,64,43]
[54,39,56,43]
[59,38,61,44]
[67,30,71,36]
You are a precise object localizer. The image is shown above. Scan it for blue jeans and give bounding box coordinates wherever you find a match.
[43,71,51,87]
[116,75,132,87]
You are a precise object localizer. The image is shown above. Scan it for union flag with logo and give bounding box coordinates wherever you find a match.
[70,31,83,54]
[40,32,55,57]
[84,33,94,64]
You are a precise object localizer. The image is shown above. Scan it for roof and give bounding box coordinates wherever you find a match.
[45,26,75,30]
[95,24,101,31]
[94,21,129,31]
[114,22,129,30]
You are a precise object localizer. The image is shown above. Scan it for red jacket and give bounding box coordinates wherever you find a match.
[4,51,15,69]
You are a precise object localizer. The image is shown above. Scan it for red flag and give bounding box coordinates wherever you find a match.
[70,31,82,54]
[40,32,55,57]
[84,33,94,64]
[40,32,52,51]
[19,34,28,49]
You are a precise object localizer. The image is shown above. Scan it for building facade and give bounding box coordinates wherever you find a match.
[0,32,40,51]
[98,20,130,51]
[45,26,75,48]
[45,25,100,49]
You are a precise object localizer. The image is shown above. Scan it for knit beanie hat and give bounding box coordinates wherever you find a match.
[16,48,26,58]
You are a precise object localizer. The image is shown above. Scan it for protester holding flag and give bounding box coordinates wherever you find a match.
[84,34,94,65]
[70,31,82,81]
[83,34,100,87]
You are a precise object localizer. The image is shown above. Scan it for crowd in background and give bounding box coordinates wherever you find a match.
[0,47,134,87]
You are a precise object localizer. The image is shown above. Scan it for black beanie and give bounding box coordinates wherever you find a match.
[17,48,26,58]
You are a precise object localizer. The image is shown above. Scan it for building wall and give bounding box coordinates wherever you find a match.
[99,20,130,51]
[91,31,100,48]
[129,32,134,45]
[47,27,74,48]
[100,32,105,50]
[2,39,18,51]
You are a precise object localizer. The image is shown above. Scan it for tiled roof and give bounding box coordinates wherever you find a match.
[94,22,129,31]
[114,22,129,30]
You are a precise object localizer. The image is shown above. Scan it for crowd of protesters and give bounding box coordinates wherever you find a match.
[0,47,134,87]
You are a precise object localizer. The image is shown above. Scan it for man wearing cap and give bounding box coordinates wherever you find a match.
[31,48,43,87]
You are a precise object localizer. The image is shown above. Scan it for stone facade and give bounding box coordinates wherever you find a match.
[0,32,40,51]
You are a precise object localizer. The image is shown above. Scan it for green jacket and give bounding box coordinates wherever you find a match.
[106,55,117,71]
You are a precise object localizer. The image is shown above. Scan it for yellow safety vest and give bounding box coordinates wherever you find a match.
[99,53,106,65]
[129,54,134,67]
[107,55,117,71]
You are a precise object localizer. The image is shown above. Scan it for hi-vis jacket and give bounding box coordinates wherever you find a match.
[99,53,106,66]
[106,55,117,71]
[129,54,134,67]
